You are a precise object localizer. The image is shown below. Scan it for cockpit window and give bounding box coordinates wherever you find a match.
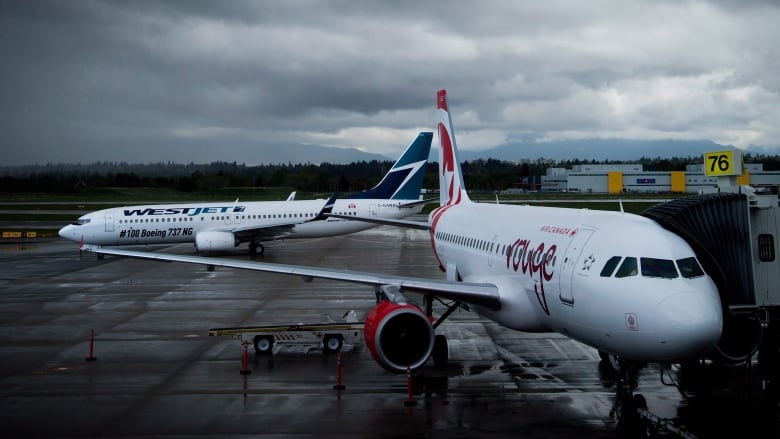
[640,257,679,279]
[72,218,91,226]
[676,257,705,278]
[600,256,622,277]
[615,257,638,278]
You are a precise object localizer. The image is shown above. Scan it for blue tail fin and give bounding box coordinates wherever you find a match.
[348,132,432,200]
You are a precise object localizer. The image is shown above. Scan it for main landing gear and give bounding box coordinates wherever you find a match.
[425,294,463,369]
[249,241,265,256]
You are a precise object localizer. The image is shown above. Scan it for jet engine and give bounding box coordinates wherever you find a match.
[363,301,435,373]
[195,231,237,252]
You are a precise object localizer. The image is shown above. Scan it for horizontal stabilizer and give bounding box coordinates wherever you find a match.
[325,213,430,231]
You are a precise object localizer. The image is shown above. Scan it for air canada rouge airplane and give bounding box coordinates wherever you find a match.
[60,132,432,255]
[83,90,724,425]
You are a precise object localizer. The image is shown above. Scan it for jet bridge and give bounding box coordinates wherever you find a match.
[642,185,780,373]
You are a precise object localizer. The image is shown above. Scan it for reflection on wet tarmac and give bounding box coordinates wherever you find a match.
[0,236,777,438]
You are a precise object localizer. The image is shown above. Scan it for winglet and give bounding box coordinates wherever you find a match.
[286,191,297,201]
[310,192,338,222]
[437,89,471,206]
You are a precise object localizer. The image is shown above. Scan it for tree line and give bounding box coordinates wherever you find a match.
[2,154,779,195]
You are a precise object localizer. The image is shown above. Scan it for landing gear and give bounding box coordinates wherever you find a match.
[424,294,461,369]
[608,357,651,436]
[599,350,621,373]
[433,334,448,368]
[249,241,265,256]
[615,393,654,438]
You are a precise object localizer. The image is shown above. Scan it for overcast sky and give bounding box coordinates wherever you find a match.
[1,0,778,165]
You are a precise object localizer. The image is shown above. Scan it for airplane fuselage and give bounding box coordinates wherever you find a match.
[59,198,423,247]
[429,202,723,363]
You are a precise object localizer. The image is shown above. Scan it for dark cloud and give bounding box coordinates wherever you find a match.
[1,0,778,165]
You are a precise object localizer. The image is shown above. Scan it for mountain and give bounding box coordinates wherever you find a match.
[247,142,390,164]
[3,140,393,168]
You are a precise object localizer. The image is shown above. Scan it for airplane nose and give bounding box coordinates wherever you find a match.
[58,225,73,240]
[656,289,723,357]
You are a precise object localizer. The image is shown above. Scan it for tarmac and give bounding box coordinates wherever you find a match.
[1,222,778,438]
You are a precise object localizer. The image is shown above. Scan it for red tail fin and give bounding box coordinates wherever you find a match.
[436,89,469,206]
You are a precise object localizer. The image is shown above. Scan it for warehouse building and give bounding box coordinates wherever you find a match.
[540,163,780,194]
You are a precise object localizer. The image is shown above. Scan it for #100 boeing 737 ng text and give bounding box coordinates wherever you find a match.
[84,90,725,427]
[60,132,432,255]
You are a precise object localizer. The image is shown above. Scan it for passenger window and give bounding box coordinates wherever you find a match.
[615,257,638,278]
[600,256,622,277]
[640,258,679,279]
[676,257,705,278]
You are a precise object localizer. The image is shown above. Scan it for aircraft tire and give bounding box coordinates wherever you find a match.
[599,350,620,372]
[433,334,448,368]
[632,394,654,438]
[323,335,343,353]
[253,335,274,355]
[615,393,652,438]
[249,242,266,256]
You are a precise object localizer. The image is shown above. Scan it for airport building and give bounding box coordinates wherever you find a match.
[539,162,780,194]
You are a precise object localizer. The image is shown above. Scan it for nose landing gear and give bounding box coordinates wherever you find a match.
[606,357,654,437]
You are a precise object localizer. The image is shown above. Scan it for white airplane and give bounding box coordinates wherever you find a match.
[60,132,432,255]
[83,90,724,425]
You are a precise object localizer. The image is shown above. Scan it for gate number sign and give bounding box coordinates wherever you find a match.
[704,150,743,176]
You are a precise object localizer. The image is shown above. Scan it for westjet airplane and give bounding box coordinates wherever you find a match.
[84,90,724,427]
[60,132,432,255]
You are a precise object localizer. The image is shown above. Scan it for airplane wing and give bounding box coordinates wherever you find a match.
[82,246,501,310]
[230,193,338,241]
[231,225,297,241]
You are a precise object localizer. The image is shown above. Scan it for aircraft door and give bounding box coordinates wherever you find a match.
[558,228,594,305]
[105,212,114,232]
[370,204,378,217]
[488,234,498,267]
[232,202,242,225]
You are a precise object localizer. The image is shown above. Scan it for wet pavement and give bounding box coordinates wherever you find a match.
[0,225,777,438]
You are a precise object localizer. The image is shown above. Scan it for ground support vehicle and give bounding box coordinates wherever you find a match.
[208,312,364,355]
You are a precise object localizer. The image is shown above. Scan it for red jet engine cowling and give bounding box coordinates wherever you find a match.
[363,301,435,373]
